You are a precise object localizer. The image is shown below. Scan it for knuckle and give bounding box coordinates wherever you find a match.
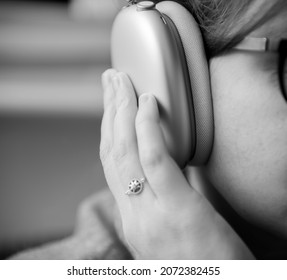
[112,141,129,163]
[117,95,132,110]
[105,102,115,115]
[135,113,147,127]
[140,147,165,169]
[99,141,112,163]
[135,114,154,132]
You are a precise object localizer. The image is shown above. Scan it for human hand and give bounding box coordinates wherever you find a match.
[100,69,254,259]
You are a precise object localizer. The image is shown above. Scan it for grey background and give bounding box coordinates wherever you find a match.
[0,0,123,258]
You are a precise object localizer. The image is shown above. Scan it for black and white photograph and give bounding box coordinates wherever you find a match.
[0,0,287,269]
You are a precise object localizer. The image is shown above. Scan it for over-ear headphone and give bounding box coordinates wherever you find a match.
[111,0,214,168]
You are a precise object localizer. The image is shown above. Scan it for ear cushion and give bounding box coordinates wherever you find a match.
[157,1,214,165]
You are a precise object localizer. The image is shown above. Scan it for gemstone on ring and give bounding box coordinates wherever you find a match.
[125,178,145,195]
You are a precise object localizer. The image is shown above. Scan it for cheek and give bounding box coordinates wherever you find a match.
[205,61,287,233]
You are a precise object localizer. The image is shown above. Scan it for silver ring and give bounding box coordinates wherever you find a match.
[125,178,145,195]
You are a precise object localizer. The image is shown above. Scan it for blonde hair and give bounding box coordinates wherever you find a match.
[154,0,287,57]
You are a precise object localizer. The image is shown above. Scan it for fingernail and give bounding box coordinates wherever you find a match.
[112,75,120,92]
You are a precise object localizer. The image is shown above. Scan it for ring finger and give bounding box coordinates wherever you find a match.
[112,72,155,203]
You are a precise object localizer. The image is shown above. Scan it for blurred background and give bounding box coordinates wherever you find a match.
[0,0,124,258]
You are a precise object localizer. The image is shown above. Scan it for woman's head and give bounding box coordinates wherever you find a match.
[154,0,287,57]
[177,0,287,238]
[152,0,287,239]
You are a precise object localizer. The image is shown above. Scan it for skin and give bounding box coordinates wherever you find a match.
[10,1,286,261]
[11,0,286,262]
[100,71,254,259]
[203,12,287,240]
[100,5,287,259]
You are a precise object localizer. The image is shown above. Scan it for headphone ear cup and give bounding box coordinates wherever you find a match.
[111,1,213,166]
[157,1,214,165]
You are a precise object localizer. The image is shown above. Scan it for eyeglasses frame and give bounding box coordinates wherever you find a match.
[234,37,287,102]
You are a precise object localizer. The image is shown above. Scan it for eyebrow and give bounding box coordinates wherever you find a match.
[234,37,282,52]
